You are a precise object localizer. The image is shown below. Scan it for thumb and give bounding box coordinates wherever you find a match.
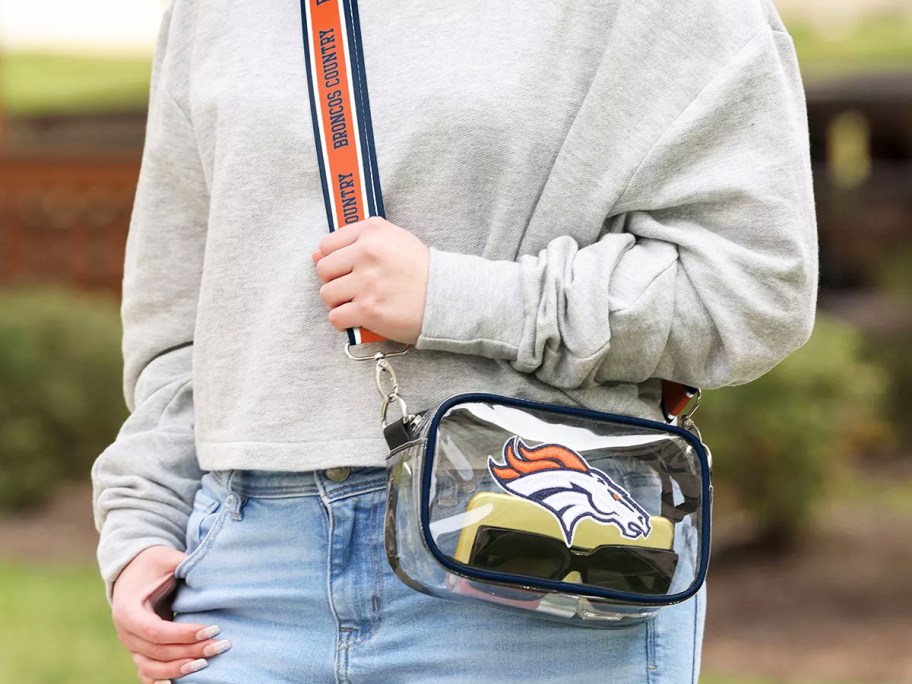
[116,546,188,621]
[149,548,190,620]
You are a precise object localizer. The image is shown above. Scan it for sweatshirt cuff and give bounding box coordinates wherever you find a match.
[415,247,524,361]
[97,514,185,606]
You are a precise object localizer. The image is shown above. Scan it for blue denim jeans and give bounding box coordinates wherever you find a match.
[171,468,706,683]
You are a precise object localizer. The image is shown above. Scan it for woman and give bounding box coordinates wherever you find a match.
[93,0,818,682]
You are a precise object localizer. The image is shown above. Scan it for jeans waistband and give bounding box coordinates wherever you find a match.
[210,467,387,501]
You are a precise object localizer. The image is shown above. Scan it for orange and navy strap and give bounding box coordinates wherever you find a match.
[299,0,698,421]
[301,0,385,345]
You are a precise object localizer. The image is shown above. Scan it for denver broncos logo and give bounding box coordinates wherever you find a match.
[487,436,651,546]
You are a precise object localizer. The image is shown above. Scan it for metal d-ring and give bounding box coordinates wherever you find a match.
[344,341,412,361]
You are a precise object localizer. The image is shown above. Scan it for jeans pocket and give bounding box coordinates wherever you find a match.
[174,471,232,580]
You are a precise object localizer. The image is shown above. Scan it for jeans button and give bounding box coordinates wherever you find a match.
[324,466,351,482]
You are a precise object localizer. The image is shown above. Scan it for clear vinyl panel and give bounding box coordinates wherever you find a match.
[384,394,711,627]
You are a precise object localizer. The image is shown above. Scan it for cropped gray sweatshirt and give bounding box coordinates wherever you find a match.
[92,0,818,601]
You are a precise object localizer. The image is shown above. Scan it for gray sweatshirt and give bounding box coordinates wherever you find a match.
[92,0,819,601]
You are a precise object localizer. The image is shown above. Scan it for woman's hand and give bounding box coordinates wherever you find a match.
[312,217,430,345]
[111,545,231,684]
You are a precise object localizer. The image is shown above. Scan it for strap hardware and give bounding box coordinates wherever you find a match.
[344,341,411,361]
[679,389,704,443]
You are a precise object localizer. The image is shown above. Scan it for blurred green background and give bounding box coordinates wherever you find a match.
[1,1,911,683]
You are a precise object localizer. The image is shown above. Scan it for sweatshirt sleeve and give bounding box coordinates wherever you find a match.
[91,2,208,605]
[415,27,818,391]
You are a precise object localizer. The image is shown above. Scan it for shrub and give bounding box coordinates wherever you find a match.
[862,332,912,450]
[696,314,889,549]
[0,285,126,510]
[878,246,912,306]
[865,247,912,447]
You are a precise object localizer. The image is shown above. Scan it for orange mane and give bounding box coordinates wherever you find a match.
[490,437,588,481]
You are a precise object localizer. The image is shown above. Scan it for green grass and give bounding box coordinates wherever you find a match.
[787,12,912,77]
[0,562,136,684]
[1,52,151,116]
[1,13,911,116]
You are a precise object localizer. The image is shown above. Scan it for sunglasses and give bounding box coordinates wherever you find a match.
[466,526,679,597]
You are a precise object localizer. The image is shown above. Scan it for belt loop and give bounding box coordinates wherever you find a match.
[224,469,246,521]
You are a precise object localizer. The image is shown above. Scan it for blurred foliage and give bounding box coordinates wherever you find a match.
[839,467,912,518]
[862,333,912,449]
[787,12,912,76]
[698,314,890,548]
[862,246,912,447]
[0,285,126,511]
[1,52,152,116]
[878,245,912,305]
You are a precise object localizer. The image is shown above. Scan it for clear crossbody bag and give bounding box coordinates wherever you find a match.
[301,0,712,627]
[383,392,711,626]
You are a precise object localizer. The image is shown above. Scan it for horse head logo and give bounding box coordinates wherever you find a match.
[487,436,651,546]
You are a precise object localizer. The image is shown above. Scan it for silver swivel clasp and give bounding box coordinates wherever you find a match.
[345,342,414,428]
[375,353,410,428]
[679,388,712,472]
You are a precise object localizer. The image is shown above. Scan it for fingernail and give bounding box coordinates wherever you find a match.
[195,625,221,640]
[154,681,171,684]
[180,658,209,675]
[203,639,232,657]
